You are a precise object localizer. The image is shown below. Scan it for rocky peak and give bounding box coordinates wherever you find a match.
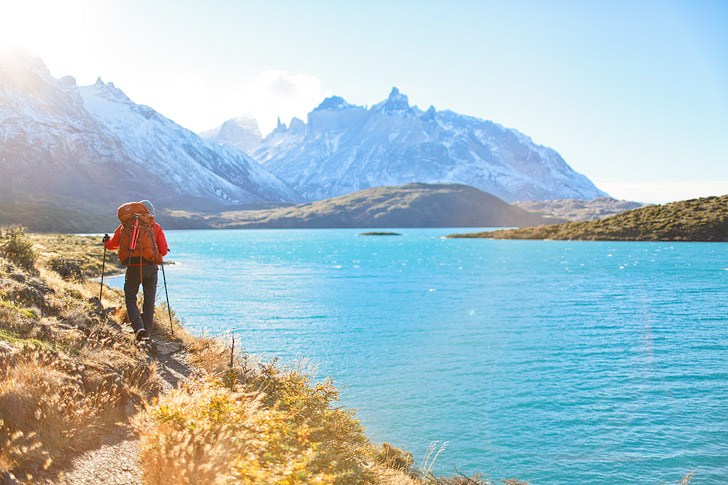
[313,95,354,111]
[91,77,132,104]
[375,87,412,114]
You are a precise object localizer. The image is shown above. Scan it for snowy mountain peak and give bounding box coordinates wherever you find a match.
[289,117,306,132]
[0,49,58,95]
[59,75,77,87]
[254,88,608,203]
[374,86,411,114]
[390,86,401,97]
[314,95,354,111]
[420,105,438,121]
[1,54,299,208]
[232,114,260,129]
[89,77,133,104]
[199,115,263,154]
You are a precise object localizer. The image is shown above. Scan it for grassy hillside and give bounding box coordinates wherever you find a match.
[449,195,728,241]
[2,184,562,232]
[166,183,563,229]
[0,190,119,233]
[0,228,166,481]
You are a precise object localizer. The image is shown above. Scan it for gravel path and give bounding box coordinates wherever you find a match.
[41,340,195,485]
[53,427,143,485]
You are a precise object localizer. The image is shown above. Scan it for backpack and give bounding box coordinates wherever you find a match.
[116,202,162,265]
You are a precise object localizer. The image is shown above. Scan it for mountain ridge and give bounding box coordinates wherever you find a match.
[0,50,298,210]
[222,87,609,203]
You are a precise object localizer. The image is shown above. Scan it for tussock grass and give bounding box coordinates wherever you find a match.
[0,229,161,481]
[29,232,126,278]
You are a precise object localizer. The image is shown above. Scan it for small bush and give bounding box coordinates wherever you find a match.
[0,227,37,274]
[48,257,86,282]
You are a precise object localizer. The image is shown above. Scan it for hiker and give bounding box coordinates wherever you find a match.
[103,200,168,341]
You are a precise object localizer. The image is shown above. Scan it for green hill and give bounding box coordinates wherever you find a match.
[3,184,561,232]
[448,195,728,241]
[166,183,563,229]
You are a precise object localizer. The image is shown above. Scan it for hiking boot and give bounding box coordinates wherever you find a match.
[135,328,147,341]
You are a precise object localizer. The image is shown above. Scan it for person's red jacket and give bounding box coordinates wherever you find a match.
[105,223,168,257]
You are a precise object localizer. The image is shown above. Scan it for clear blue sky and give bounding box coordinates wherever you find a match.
[1,0,726,202]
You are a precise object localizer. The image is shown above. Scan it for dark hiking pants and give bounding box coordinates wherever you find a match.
[124,264,158,334]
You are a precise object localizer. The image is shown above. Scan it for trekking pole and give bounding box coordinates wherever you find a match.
[99,241,108,301]
[160,262,174,336]
[230,334,235,368]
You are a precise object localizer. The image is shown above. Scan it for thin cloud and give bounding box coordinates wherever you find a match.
[231,70,331,135]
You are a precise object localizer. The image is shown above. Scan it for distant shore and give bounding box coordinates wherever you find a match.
[448,195,728,242]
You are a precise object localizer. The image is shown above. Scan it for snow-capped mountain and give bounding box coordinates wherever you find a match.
[0,50,298,209]
[252,87,608,202]
[199,115,262,154]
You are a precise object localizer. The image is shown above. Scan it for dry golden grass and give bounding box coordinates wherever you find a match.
[0,230,162,480]
[0,347,158,481]
[137,360,377,485]
[135,379,262,485]
[29,232,126,278]
[371,466,424,485]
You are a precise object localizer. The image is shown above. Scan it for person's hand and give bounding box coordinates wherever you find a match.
[102,233,110,243]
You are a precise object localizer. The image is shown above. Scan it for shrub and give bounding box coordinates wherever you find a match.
[0,227,37,274]
[138,365,376,485]
[48,257,86,282]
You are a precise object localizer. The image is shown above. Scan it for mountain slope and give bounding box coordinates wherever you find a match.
[252,88,608,203]
[449,195,728,241]
[0,51,146,205]
[0,50,298,210]
[164,183,564,229]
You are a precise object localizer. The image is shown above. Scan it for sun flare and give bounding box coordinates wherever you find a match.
[0,0,96,55]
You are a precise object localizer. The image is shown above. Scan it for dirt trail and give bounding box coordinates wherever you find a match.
[42,341,196,485]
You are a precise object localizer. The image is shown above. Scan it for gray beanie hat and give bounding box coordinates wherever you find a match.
[140,200,155,217]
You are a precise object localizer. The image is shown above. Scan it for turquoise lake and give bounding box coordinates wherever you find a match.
[107,228,728,483]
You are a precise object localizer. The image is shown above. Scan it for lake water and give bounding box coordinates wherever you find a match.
[107,228,728,483]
